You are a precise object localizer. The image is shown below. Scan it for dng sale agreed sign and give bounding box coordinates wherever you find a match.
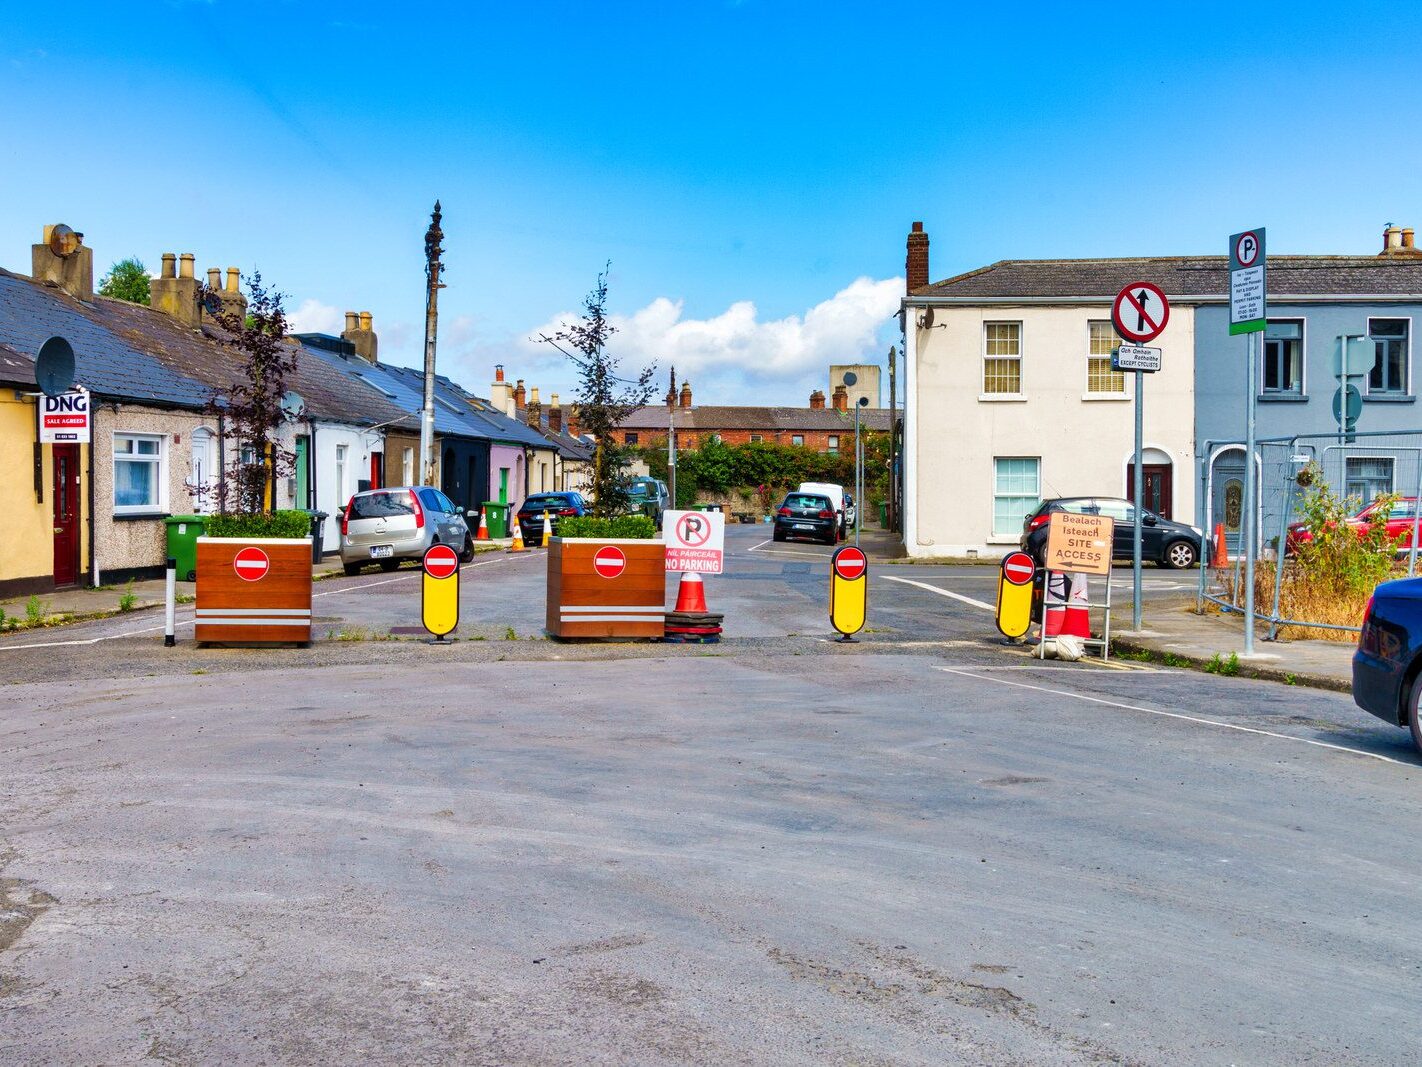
[1044,512,1115,576]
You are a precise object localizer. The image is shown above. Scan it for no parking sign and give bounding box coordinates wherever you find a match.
[663,510,725,574]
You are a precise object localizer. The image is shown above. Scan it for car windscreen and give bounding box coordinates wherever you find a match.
[349,491,414,519]
[784,494,830,510]
[522,496,569,510]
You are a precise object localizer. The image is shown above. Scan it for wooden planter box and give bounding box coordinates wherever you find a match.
[546,538,666,639]
[195,537,313,646]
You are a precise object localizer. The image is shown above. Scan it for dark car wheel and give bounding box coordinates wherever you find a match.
[379,559,399,572]
[773,529,786,542]
[459,535,475,563]
[1162,540,1198,569]
[342,562,362,577]
[1408,675,1422,755]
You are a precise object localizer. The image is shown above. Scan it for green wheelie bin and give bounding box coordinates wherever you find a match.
[164,514,207,581]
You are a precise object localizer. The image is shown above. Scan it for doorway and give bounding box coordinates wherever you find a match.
[1210,449,1247,555]
[1127,459,1174,518]
[52,444,81,587]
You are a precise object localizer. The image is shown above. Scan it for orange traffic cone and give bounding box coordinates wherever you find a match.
[1042,572,1091,639]
[673,571,709,613]
[1211,523,1228,568]
[508,516,526,552]
[475,507,490,541]
[542,509,553,548]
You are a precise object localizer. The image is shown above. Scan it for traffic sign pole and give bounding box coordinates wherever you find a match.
[1229,228,1266,657]
[1133,367,1143,632]
[1244,330,1257,657]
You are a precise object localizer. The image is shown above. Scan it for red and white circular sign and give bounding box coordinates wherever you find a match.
[1002,551,1035,586]
[1111,281,1170,344]
[832,546,867,581]
[593,545,627,579]
[423,543,459,580]
[1234,231,1261,267]
[233,546,270,582]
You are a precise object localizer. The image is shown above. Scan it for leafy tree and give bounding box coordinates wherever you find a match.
[199,271,298,514]
[538,267,655,518]
[98,257,151,305]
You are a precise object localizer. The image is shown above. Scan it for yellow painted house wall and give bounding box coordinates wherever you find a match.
[0,388,90,594]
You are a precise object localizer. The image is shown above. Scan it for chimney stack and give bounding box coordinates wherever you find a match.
[526,387,542,428]
[514,379,526,408]
[679,381,692,409]
[809,389,826,410]
[832,384,849,411]
[906,221,930,294]
[490,365,514,414]
[150,250,202,328]
[31,224,94,301]
[1378,223,1422,258]
[212,266,248,324]
[548,393,563,433]
[341,308,378,361]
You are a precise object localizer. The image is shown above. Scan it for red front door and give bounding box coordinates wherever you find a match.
[52,444,81,587]
[1127,463,1173,520]
[370,452,384,490]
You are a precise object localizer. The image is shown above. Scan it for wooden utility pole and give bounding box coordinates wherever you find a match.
[887,344,898,532]
[420,201,445,485]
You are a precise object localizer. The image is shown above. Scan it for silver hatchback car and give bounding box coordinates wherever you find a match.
[339,486,474,576]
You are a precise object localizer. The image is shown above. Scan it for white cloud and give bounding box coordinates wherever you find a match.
[286,298,344,335]
[519,276,903,405]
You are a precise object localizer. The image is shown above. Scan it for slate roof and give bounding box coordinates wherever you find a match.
[0,340,36,387]
[512,404,596,460]
[420,372,557,450]
[913,255,1422,301]
[617,404,892,433]
[0,269,211,406]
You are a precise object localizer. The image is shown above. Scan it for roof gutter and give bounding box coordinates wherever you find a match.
[902,293,1422,308]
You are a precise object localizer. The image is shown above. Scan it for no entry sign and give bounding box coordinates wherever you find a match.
[833,546,867,581]
[996,551,1035,640]
[423,544,459,579]
[663,509,725,574]
[1111,282,1170,344]
[829,545,868,639]
[1001,551,1035,586]
[593,545,627,578]
[232,546,270,582]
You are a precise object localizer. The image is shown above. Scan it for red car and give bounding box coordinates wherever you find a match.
[1286,497,1420,554]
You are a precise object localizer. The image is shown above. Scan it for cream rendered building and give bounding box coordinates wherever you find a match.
[901,247,1197,559]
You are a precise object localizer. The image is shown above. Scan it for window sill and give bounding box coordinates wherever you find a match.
[978,394,1027,402]
[1258,393,1307,403]
[1082,392,1130,402]
[113,510,167,521]
[986,536,1024,545]
[1363,394,1415,403]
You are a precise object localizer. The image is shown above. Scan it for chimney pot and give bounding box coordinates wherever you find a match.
[906,221,930,294]
[495,364,505,382]
[550,392,559,407]
[1405,228,1416,250]
[514,379,526,407]
[161,253,176,279]
[206,267,221,289]
[179,253,195,280]
[359,310,372,331]
[530,386,540,405]
[226,267,240,292]
[344,311,358,333]
[809,389,826,410]
[679,381,692,409]
[832,384,849,411]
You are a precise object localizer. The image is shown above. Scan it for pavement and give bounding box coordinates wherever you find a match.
[2,525,1417,1063]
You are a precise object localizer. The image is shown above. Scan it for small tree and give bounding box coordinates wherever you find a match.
[199,271,298,515]
[538,267,655,518]
[98,257,151,305]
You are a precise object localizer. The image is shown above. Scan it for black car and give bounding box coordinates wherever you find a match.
[1020,497,1206,569]
[1353,576,1422,753]
[517,492,588,546]
[773,491,838,545]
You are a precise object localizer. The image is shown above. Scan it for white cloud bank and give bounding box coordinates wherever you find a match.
[286,298,344,335]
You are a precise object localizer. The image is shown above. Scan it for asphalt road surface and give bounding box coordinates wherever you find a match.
[2,527,1419,1064]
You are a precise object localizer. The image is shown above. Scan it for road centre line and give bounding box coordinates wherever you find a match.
[882,574,994,611]
[934,666,1413,767]
[0,552,533,652]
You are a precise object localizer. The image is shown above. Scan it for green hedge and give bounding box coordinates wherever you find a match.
[557,515,657,540]
[204,510,313,539]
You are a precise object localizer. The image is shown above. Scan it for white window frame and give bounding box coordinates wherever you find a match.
[1365,316,1412,396]
[334,443,348,503]
[113,431,167,516]
[827,434,840,454]
[981,321,1024,400]
[402,446,414,486]
[1345,455,1396,504]
[991,456,1040,538]
[749,434,763,444]
[1085,320,1128,399]
[791,434,805,447]
[1261,318,1307,397]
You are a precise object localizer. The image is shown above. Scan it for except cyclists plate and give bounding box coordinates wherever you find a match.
[370,545,394,558]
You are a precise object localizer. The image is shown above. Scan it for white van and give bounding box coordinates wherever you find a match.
[798,482,848,536]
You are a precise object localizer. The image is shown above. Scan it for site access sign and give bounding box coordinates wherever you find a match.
[1044,512,1115,576]
[39,388,90,444]
[663,509,725,574]
[1229,228,1267,335]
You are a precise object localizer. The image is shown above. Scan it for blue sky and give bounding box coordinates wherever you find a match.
[3,1,1422,405]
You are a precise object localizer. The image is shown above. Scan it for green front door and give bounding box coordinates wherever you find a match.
[499,468,509,505]
[295,436,309,509]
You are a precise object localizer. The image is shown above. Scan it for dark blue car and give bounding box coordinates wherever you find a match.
[1353,576,1422,753]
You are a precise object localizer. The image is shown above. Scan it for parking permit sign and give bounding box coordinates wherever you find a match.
[1229,228,1267,335]
[663,509,725,573]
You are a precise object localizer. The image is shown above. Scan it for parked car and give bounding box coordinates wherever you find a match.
[517,491,588,546]
[1353,576,1422,753]
[626,477,670,529]
[339,486,473,576]
[1020,497,1206,569]
[799,481,849,536]
[1287,496,1420,555]
[774,491,838,545]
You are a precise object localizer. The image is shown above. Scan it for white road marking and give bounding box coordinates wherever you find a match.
[0,553,534,651]
[882,574,994,611]
[934,666,1413,767]
[746,539,772,551]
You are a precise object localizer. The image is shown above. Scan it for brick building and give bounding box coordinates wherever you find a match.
[596,381,891,453]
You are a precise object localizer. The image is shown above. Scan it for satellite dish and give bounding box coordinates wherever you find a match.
[34,336,76,395]
[841,371,858,387]
[281,391,307,420]
[47,224,83,259]
[917,307,935,329]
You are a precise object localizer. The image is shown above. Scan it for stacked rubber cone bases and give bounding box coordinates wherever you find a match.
[664,572,722,643]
